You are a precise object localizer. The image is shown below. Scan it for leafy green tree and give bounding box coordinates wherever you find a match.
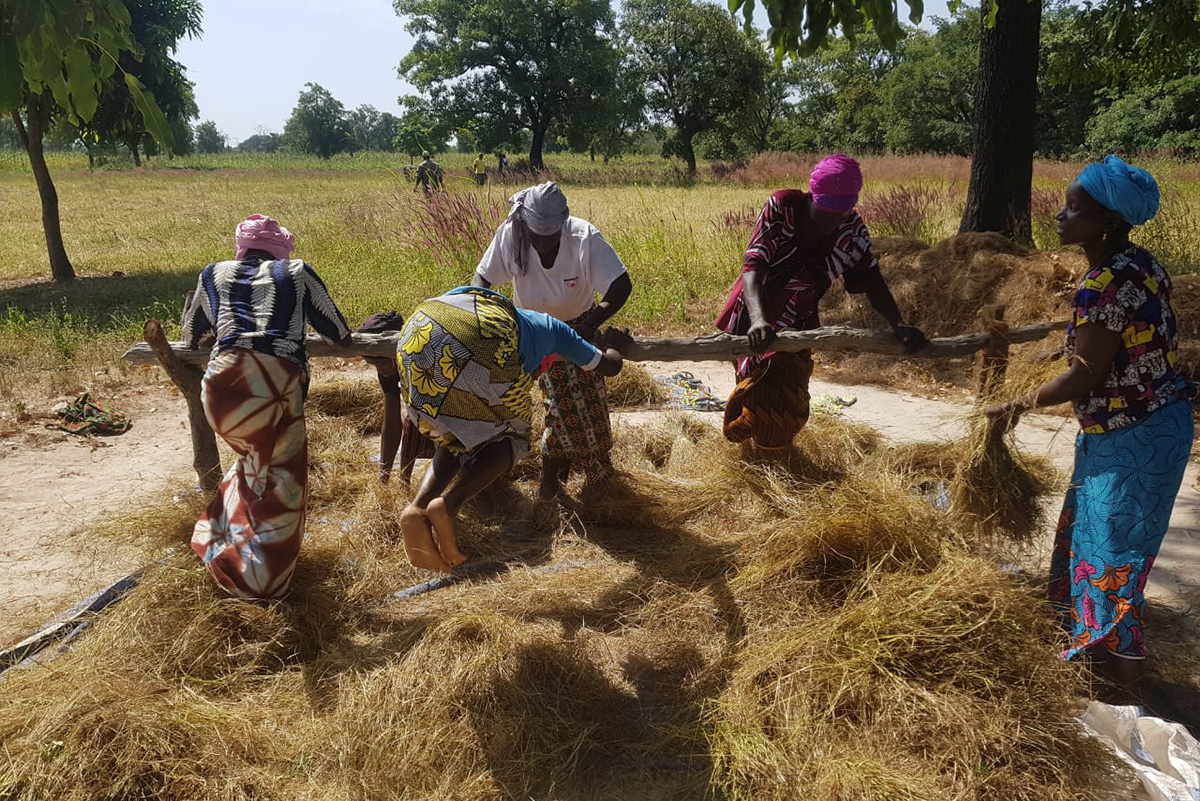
[75,0,201,166]
[347,104,401,152]
[1086,74,1200,156]
[781,31,897,153]
[878,12,977,155]
[283,83,351,159]
[396,0,620,169]
[194,119,225,153]
[623,0,767,174]
[1,0,175,281]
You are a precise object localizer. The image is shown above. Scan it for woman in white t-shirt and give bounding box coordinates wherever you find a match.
[472,182,633,498]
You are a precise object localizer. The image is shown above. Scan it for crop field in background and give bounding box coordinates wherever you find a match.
[1,150,1198,403]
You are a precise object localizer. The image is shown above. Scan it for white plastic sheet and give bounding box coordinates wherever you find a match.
[1079,701,1200,801]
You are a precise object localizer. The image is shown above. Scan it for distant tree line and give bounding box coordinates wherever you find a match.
[385,0,1200,170]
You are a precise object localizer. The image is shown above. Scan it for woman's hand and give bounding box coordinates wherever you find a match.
[747,322,776,353]
[983,399,1025,437]
[596,346,624,377]
[893,324,927,354]
[595,327,633,353]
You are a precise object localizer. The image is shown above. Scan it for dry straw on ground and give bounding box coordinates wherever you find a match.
[0,393,1122,799]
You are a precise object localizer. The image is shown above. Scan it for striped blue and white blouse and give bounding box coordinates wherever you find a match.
[182,258,351,365]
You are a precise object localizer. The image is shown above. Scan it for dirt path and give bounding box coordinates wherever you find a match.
[2,362,1197,650]
[0,388,195,644]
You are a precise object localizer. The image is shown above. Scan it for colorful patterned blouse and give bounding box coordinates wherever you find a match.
[716,190,885,335]
[1068,245,1193,433]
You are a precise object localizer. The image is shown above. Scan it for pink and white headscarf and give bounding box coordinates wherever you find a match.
[235,214,295,260]
[809,154,863,214]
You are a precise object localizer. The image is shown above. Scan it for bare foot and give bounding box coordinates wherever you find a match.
[426,497,468,567]
[400,505,452,572]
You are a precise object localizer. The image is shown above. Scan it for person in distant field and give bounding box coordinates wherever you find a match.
[986,156,1194,700]
[497,152,509,176]
[473,152,487,186]
[414,151,444,196]
[356,312,434,484]
[472,182,633,498]
[396,286,627,572]
[715,154,925,450]
[182,214,352,599]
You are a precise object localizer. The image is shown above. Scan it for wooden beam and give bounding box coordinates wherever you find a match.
[143,319,222,491]
[122,321,1068,367]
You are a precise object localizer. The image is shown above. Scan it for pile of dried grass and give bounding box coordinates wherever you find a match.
[306,378,384,433]
[605,362,667,408]
[0,411,1122,800]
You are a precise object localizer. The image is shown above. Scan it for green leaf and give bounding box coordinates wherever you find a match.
[124,72,174,150]
[0,26,25,112]
[64,44,98,120]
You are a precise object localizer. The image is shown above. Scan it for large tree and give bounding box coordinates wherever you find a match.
[76,0,201,166]
[283,83,351,159]
[1,0,174,281]
[623,0,766,174]
[957,0,1041,240]
[395,0,619,170]
[347,104,401,152]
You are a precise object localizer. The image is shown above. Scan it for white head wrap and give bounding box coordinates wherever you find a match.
[505,181,570,274]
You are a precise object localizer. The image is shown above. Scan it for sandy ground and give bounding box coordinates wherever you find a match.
[2,361,1197,649]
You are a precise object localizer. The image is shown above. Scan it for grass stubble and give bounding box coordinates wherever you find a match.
[0,384,1130,801]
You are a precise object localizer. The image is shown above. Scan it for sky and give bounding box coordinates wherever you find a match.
[176,0,955,146]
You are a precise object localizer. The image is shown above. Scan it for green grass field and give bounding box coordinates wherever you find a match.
[1,150,1198,404]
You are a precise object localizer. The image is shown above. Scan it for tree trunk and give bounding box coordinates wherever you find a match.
[679,133,697,175]
[529,124,547,171]
[958,0,1042,243]
[12,101,75,282]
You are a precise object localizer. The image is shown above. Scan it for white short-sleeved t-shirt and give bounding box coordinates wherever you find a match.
[474,216,627,321]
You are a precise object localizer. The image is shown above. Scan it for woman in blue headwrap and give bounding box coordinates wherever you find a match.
[986,155,1194,699]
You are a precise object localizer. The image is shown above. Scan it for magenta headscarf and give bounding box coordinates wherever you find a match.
[235,214,295,260]
[809,154,863,214]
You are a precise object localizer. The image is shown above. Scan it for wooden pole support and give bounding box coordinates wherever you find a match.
[975,304,1010,403]
[143,319,222,492]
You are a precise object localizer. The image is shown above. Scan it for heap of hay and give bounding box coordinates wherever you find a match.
[605,362,668,408]
[0,405,1123,800]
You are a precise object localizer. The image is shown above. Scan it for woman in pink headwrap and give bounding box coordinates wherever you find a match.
[716,154,925,449]
[181,214,353,599]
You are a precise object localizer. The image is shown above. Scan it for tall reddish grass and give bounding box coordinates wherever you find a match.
[857,185,945,241]
[404,192,509,272]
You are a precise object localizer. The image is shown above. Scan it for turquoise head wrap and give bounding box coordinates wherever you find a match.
[1075,155,1160,227]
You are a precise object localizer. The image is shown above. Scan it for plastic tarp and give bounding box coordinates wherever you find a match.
[1080,701,1200,801]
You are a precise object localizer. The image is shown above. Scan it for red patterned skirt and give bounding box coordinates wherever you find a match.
[191,348,309,599]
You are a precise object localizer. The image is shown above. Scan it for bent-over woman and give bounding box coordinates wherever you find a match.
[182,214,352,599]
[716,154,925,449]
[987,156,1194,697]
[473,182,632,498]
[397,286,625,572]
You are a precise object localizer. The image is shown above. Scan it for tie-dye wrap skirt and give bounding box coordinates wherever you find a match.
[191,348,309,599]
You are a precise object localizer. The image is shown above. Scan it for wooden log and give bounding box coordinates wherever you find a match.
[122,321,1069,367]
[143,319,222,491]
[975,305,1011,403]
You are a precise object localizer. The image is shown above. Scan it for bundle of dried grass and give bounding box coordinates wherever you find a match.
[605,363,667,408]
[949,418,1058,542]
